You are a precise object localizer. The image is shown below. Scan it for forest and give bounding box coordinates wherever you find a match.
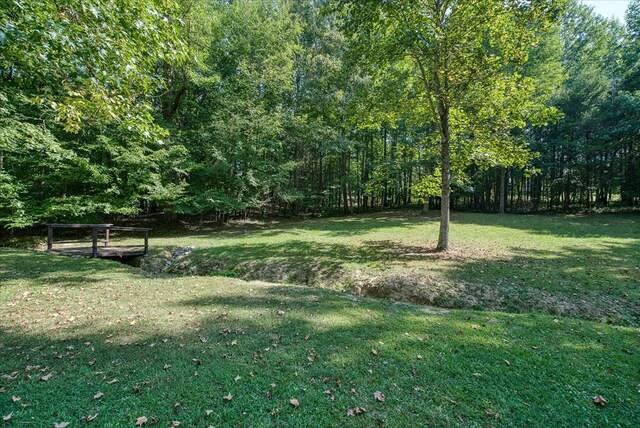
[1,2,640,426]
[1,0,639,234]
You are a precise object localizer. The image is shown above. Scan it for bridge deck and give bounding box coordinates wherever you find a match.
[49,246,148,258]
[46,224,151,259]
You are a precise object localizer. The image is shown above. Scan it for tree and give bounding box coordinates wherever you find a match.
[334,0,564,250]
[0,0,187,227]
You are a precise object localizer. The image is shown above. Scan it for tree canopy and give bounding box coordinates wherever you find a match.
[1,0,638,244]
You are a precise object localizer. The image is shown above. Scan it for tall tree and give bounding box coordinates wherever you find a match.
[335,0,564,250]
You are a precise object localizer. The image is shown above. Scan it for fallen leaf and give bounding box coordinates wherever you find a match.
[230,339,238,346]
[346,407,366,416]
[94,391,104,399]
[135,416,148,426]
[304,335,310,340]
[2,413,12,421]
[172,422,180,427]
[223,393,233,401]
[290,398,300,408]
[371,349,378,356]
[163,364,172,370]
[593,395,607,407]
[234,375,241,382]
[485,411,500,420]
[276,310,286,316]
[205,410,213,416]
[374,391,385,402]
[54,422,70,428]
[11,396,20,402]
[416,355,423,360]
[84,413,98,422]
[107,378,118,384]
[88,360,96,366]
[41,373,53,381]
[504,360,511,366]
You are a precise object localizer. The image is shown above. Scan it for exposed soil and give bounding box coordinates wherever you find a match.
[139,246,639,326]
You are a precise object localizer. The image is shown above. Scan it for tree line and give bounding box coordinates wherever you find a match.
[1,0,638,242]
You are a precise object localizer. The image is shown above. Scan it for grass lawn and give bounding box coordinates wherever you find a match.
[1,248,639,427]
[129,211,640,325]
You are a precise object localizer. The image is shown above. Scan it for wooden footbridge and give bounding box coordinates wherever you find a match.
[47,224,151,258]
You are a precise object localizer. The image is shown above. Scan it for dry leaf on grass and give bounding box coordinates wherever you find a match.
[54,422,70,428]
[593,395,607,407]
[2,413,12,422]
[374,391,385,402]
[346,407,366,416]
[289,398,300,408]
[40,373,53,381]
[82,413,98,422]
[223,393,233,401]
[135,416,148,426]
[94,391,104,400]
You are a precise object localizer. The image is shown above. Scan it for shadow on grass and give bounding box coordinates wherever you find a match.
[0,248,136,287]
[1,282,639,427]
[210,210,640,240]
[162,235,640,325]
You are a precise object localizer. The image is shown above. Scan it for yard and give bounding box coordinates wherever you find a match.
[1,212,639,426]
[140,211,640,325]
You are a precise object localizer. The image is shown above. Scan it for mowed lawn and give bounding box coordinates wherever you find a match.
[132,211,640,325]
[0,248,639,427]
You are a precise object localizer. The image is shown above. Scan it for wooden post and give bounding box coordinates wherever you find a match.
[91,228,98,258]
[104,228,110,246]
[47,225,53,251]
[144,230,149,255]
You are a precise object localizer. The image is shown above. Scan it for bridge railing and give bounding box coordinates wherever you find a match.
[46,224,151,258]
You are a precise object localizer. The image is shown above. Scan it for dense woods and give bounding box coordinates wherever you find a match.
[1,0,639,232]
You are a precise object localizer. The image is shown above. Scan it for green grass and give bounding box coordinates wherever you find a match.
[4,212,640,425]
[128,211,640,325]
[1,248,639,427]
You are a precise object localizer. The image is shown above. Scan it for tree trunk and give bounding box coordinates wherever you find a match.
[436,102,450,252]
[499,167,506,214]
[341,152,349,215]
